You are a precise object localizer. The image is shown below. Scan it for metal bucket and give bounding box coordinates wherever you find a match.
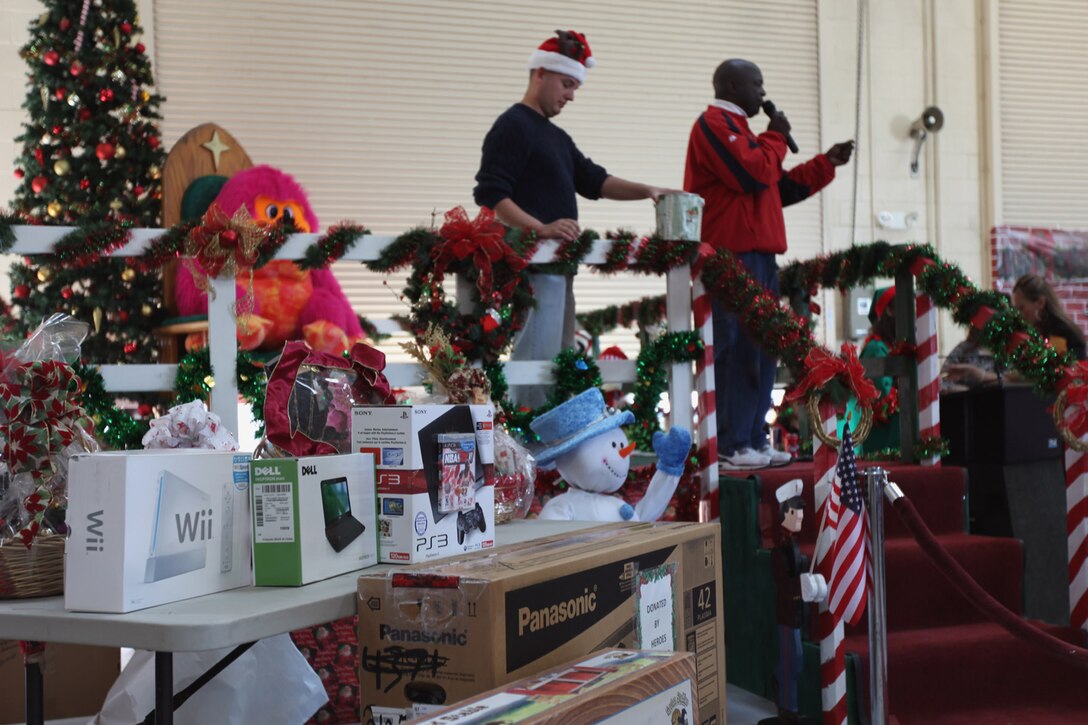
[655,192,704,241]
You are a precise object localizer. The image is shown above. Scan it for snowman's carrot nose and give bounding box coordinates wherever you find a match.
[619,441,637,458]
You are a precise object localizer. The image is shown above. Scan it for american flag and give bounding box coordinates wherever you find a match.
[826,425,869,626]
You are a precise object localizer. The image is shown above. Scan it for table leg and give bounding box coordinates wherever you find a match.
[25,659,43,725]
[155,651,173,725]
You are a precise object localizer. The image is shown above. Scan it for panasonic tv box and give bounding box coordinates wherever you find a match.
[251,453,378,586]
[65,450,253,613]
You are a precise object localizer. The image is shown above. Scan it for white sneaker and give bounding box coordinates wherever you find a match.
[719,447,773,470]
[757,445,793,467]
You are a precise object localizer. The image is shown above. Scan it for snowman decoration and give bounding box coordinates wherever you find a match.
[530,388,692,521]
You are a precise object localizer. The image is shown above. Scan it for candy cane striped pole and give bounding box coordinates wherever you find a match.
[1066,438,1088,630]
[915,292,941,465]
[812,402,848,725]
[692,275,719,501]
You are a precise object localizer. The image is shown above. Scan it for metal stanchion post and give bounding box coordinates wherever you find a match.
[867,467,889,725]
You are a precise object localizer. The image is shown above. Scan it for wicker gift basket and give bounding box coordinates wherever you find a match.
[0,314,98,599]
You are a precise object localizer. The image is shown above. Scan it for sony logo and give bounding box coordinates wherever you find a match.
[85,510,105,552]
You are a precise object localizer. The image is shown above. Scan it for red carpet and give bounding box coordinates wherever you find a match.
[752,462,1088,724]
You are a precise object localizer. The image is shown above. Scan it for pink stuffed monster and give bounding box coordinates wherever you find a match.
[175,165,365,355]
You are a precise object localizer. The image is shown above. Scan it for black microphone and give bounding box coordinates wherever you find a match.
[762,100,799,154]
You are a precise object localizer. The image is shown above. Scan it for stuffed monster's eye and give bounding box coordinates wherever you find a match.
[282,206,296,225]
[264,203,279,220]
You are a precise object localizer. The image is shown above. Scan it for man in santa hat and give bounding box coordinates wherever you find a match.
[474,30,676,407]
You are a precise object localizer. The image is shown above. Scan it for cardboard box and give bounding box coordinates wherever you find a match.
[251,453,380,585]
[65,450,253,613]
[410,649,698,724]
[0,641,119,724]
[351,404,496,564]
[358,522,725,725]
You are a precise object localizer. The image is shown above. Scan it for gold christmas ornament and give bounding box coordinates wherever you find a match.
[203,375,215,388]
[46,201,62,218]
[148,164,161,179]
[114,145,126,159]
[109,198,123,211]
[93,307,104,332]
[141,303,153,316]
[121,267,136,282]
[140,90,151,103]
[53,159,70,176]
[37,267,53,282]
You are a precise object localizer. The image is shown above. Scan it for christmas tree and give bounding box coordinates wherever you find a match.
[9,0,166,363]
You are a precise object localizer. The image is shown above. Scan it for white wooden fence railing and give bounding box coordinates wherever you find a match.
[8,226,711,492]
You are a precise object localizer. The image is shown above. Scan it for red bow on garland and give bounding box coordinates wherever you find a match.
[185,203,268,279]
[784,343,879,406]
[433,206,528,308]
[1057,361,1088,439]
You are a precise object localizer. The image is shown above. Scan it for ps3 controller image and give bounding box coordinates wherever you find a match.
[456,502,487,545]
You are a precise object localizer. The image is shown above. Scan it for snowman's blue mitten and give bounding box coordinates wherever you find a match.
[619,502,635,520]
[653,427,691,477]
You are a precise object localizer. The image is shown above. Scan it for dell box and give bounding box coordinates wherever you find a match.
[250,453,379,586]
[357,522,725,725]
[65,450,253,613]
[351,404,496,564]
[410,649,698,724]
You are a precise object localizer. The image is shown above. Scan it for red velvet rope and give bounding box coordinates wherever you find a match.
[891,496,1088,668]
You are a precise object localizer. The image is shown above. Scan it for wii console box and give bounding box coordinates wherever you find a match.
[351,404,496,564]
[65,450,253,613]
[250,453,379,586]
[357,522,725,725]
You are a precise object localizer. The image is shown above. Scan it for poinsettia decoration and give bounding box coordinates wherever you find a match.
[0,359,91,547]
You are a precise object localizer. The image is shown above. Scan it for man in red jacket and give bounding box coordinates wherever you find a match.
[685,59,854,470]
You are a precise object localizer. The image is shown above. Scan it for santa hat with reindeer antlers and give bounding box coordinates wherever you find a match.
[528,29,596,84]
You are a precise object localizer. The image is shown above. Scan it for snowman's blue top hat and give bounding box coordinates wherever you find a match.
[530,388,634,469]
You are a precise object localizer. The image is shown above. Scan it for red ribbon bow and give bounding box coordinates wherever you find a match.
[434,206,528,307]
[784,343,879,406]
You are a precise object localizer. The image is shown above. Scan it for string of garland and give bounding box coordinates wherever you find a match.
[252,221,294,269]
[74,349,270,449]
[576,294,668,338]
[599,230,637,273]
[299,223,370,270]
[536,230,598,276]
[628,330,705,451]
[134,219,197,273]
[50,220,131,269]
[700,248,820,381]
[73,363,148,449]
[776,241,1074,395]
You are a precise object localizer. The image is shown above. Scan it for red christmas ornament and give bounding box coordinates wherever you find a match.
[123,341,137,354]
[137,403,153,418]
[61,286,73,300]
[134,42,145,54]
[118,309,129,322]
[95,142,116,160]
[120,21,133,34]
[133,185,144,196]
[43,50,59,66]
[13,284,30,300]
[78,108,92,121]
[54,87,67,101]
[59,17,71,31]
[51,125,63,136]
[98,88,114,103]
[31,175,48,193]
[79,178,90,190]
[148,136,160,149]
[34,147,44,165]
[70,61,83,77]
[218,229,238,248]
[13,168,24,179]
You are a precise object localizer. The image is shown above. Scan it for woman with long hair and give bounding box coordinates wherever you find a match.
[1012,273,1086,360]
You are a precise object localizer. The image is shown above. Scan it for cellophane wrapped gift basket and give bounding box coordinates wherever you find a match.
[0,314,98,598]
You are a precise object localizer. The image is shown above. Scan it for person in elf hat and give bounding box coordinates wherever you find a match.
[684,58,855,470]
[853,286,901,453]
[474,30,678,408]
[770,479,826,724]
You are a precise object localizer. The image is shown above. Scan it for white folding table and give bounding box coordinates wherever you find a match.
[0,519,595,724]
